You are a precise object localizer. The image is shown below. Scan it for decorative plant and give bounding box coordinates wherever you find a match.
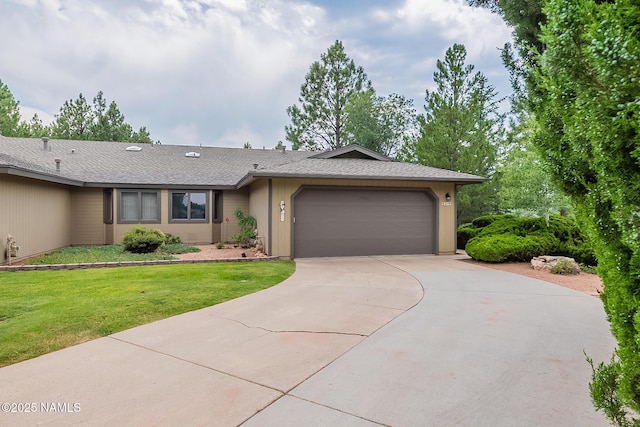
[230,208,257,248]
[550,258,580,275]
[164,233,182,245]
[122,226,166,254]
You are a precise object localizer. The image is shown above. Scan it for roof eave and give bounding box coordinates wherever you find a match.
[82,182,239,190]
[237,171,488,185]
[0,165,84,186]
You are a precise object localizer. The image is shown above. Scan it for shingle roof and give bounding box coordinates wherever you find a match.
[0,136,486,187]
[0,137,312,187]
[242,158,486,183]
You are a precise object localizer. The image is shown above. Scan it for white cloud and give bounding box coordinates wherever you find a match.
[167,123,201,146]
[374,0,512,62]
[18,106,55,125]
[0,0,512,148]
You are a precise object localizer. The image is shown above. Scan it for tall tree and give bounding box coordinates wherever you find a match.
[344,90,418,157]
[0,79,23,137]
[48,91,156,143]
[22,114,47,138]
[49,93,93,140]
[130,126,154,144]
[401,43,503,223]
[91,91,133,142]
[286,40,371,151]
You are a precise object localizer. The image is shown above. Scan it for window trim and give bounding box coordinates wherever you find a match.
[169,190,210,223]
[117,190,161,224]
[103,188,113,224]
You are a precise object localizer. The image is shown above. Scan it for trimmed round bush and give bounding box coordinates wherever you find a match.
[471,214,514,228]
[461,214,596,264]
[457,224,480,250]
[466,234,555,263]
[122,226,166,254]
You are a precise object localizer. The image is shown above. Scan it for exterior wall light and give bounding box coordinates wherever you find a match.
[445,192,451,202]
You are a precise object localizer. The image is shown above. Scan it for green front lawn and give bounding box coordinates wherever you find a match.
[25,244,199,265]
[0,261,295,367]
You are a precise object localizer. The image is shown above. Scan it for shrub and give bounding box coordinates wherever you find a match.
[164,233,182,245]
[471,214,514,228]
[230,208,257,248]
[462,214,595,264]
[457,224,480,250]
[216,242,225,249]
[550,258,580,275]
[122,226,166,254]
[466,234,554,263]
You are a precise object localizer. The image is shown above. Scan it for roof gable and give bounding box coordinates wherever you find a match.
[310,144,392,161]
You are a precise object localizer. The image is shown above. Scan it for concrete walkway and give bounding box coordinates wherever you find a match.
[0,256,615,426]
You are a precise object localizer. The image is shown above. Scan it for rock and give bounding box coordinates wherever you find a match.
[531,255,580,274]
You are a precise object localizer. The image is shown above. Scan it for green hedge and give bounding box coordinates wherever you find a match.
[461,214,595,264]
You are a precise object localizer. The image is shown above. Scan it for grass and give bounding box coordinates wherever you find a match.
[26,244,200,265]
[0,261,295,367]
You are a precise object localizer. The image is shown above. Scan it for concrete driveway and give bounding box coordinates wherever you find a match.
[0,256,615,426]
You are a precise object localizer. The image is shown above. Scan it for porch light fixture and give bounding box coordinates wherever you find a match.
[445,192,451,202]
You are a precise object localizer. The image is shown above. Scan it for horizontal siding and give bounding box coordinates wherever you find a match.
[71,188,105,245]
[221,188,249,243]
[249,180,269,254]
[0,175,72,263]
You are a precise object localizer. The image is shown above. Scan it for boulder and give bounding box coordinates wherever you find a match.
[531,255,581,275]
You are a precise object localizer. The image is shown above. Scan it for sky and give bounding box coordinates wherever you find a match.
[0,0,513,148]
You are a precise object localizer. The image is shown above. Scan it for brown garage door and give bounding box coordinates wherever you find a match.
[293,188,436,258]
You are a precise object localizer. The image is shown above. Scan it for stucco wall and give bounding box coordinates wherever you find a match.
[0,174,72,263]
[267,178,457,258]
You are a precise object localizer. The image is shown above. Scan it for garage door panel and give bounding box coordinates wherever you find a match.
[293,188,435,258]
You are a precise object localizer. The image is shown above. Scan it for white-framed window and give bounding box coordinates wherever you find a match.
[169,191,209,223]
[118,190,160,223]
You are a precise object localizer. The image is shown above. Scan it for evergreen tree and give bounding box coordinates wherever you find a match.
[50,93,93,139]
[0,79,23,137]
[401,43,503,223]
[286,40,371,151]
[91,91,133,142]
[49,91,155,143]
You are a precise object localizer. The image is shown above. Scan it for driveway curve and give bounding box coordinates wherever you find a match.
[0,256,615,426]
[0,257,423,426]
[245,256,616,426]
